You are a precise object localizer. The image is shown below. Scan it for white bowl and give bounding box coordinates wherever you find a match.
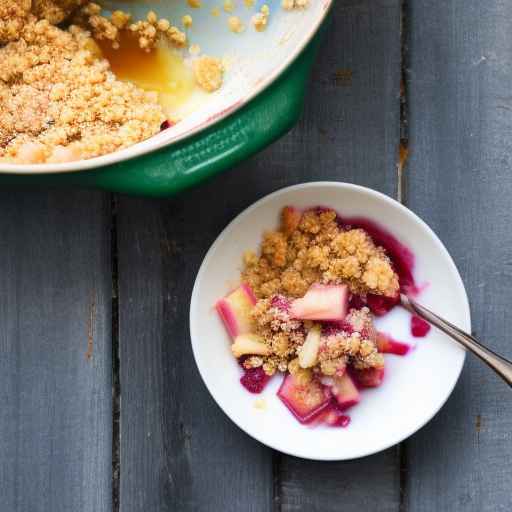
[190,182,470,460]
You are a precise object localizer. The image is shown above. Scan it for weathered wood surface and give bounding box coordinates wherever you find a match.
[6,0,512,510]
[404,0,512,510]
[0,191,112,512]
[116,1,402,511]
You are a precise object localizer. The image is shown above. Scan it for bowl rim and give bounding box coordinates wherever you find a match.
[189,181,471,460]
[0,0,333,175]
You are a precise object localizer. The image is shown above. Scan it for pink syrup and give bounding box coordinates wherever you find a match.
[337,216,419,295]
[240,367,271,394]
[411,315,431,337]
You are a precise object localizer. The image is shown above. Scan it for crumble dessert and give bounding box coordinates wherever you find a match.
[0,1,221,164]
[1,0,311,164]
[216,207,422,428]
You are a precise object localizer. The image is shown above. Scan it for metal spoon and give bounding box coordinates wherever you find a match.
[400,294,512,387]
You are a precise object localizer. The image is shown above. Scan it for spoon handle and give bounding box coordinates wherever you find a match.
[400,294,512,387]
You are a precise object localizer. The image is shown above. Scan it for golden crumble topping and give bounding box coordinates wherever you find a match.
[74,4,186,51]
[0,18,165,163]
[227,16,245,33]
[0,1,226,164]
[282,0,309,9]
[243,207,400,299]
[193,56,224,92]
[236,207,400,377]
[246,296,383,377]
[252,5,270,32]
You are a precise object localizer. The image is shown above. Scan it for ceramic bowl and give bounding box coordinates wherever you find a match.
[190,182,470,460]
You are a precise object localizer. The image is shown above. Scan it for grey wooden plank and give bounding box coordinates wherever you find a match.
[0,190,112,512]
[117,0,401,510]
[117,198,274,512]
[279,1,402,510]
[405,0,512,510]
[280,451,401,511]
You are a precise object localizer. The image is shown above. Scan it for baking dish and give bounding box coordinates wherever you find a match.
[0,1,332,196]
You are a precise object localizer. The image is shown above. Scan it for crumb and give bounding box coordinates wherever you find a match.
[254,398,266,410]
[228,16,244,33]
[223,0,235,13]
[193,56,224,92]
[282,0,309,10]
[242,208,399,299]
[189,43,201,55]
[124,9,186,50]
[187,0,202,8]
[252,4,269,32]
[211,6,221,16]
[182,14,193,28]
[244,0,255,7]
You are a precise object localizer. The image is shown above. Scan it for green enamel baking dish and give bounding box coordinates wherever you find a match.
[0,1,332,197]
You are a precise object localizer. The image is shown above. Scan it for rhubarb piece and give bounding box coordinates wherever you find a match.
[330,373,360,411]
[376,332,410,355]
[352,367,385,388]
[277,374,331,424]
[366,293,399,316]
[299,324,321,368]
[216,284,257,338]
[240,367,270,394]
[411,315,431,337]
[290,284,349,321]
[281,206,302,235]
[321,406,351,428]
[231,334,271,358]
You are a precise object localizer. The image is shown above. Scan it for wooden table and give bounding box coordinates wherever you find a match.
[2,1,512,510]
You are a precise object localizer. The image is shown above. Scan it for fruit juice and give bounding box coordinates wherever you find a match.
[97,33,205,120]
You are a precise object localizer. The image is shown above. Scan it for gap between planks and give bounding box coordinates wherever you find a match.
[398,0,409,511]
[112,194,121,512]
[108,2,412,508]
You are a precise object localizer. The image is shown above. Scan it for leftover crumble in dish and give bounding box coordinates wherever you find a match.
[1,0,311,164]
[216,206,418,428]
[0,1,222,164]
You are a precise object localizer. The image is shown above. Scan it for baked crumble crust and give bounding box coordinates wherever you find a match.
[242,207,400,300]
[0,18,164,163]
[247,296,383,376]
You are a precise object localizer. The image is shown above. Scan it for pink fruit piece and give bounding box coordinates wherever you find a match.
[290,284,349,321]
[240,367,271,394]
[366,293,400,316]
[216,284,257,338]
[376,332,410,355]
[324,408,351,428]
[330,373,360,411]
[322,320,353,336]
[351,367,385,388]
[411,315,431,337]
[315,402,352,428]
[277,374,331,424]
[270,294,291,313]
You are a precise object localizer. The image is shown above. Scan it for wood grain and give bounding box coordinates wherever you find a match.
[279,1,402,510]
[405,0,512,510]
[0,190,112,512]
[117,0,402,510]
[117,197,274,512]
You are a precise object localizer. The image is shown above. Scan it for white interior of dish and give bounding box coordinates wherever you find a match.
[1,0,331,174]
